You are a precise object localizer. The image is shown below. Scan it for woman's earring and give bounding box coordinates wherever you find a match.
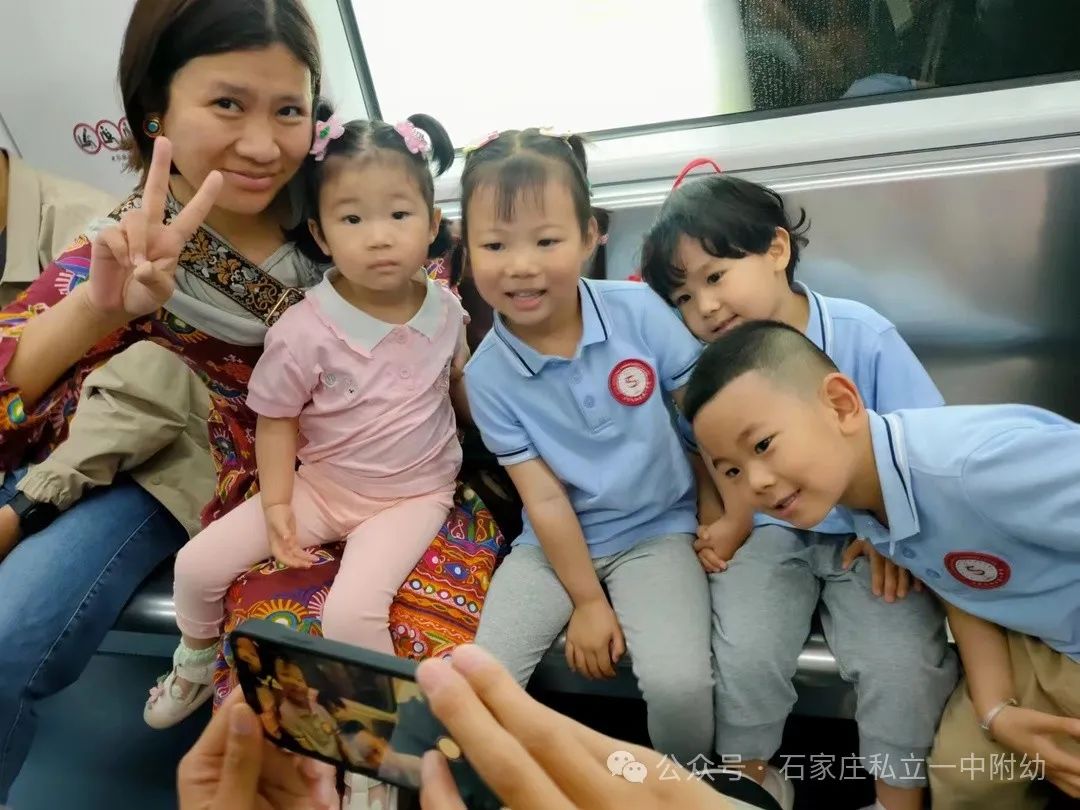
[143,115,163,138]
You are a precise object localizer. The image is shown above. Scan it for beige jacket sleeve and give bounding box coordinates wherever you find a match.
[16,341,217,537]
[1,153,117,305]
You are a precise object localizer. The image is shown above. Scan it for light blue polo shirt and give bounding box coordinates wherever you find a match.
[464,279,700,558]
[679,283,943,535]
[854,406,1080,661]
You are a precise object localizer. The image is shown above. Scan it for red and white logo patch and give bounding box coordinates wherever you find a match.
[944,551,1011,590]
[608,359,656,406]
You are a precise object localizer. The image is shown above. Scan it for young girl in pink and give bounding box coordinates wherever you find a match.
[145,107,469,728]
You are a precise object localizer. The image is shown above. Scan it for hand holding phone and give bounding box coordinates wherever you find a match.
[230,620,501,808]
[416,644,736,810]
[178,688,337,810]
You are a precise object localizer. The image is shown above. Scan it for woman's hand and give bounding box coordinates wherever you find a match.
[177,689,337,810]
[88,136,222,319]
[0,505,20,564]
[416,644,731,810]
[264,504,317,569]
[842,537,922,602]
[565,597,626,680]
[992,706,1080,798]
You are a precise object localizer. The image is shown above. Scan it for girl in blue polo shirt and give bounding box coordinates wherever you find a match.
[460,129,714,762]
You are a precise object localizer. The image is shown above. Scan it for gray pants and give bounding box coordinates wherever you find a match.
[475,534,714,762]
[711,525,958,788]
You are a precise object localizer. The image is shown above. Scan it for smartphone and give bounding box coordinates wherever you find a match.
[230,619,500,806]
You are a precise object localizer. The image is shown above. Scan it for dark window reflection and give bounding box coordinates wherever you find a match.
[741,0,1080,111]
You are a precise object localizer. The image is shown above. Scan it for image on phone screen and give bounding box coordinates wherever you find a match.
[232,631,426,790]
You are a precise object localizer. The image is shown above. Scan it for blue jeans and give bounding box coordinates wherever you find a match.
[0,468,187,801]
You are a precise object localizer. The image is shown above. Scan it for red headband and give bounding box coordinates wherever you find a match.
[672,157,723,189]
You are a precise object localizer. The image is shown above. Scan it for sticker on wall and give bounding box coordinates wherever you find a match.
[118,118,133,144]
[73,123,101,155]
[95,119,122,152]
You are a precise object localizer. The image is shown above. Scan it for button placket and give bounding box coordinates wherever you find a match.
[568,364,609,431]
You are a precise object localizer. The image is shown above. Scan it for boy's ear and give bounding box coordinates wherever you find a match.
[820,372,864,434]
[308,218,331,258]
[584,215,600,255]
[769,227,792,276]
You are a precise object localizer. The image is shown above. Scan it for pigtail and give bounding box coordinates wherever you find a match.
[448,240,467,287]
[429,218,452,259]
[564,133,590,179]
[588,207,610,280]
[285,97,338,263]
[407,113,454,177]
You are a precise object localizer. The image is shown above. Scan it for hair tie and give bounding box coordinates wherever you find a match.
[394,121,433,160]
[310,114,346,162]
[463,131,500,155]
[672,157,723,189]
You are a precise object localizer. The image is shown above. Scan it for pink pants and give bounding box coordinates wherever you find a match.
[173,465,455,654]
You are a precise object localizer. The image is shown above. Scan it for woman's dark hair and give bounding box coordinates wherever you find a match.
[640,174,809,303]
[118,0,322,175]
[290,100,454,263]
[459,129,597,245]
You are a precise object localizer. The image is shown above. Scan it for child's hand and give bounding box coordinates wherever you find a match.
[88,136,222,320]
[989,705,1080,798]
[565,597,625,680]
[693,516,751,574]
[842,537,922,602]
[264,504,317,569]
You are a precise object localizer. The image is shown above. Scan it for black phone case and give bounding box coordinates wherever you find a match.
[230,619,501,808]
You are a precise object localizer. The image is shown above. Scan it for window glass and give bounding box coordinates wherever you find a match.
[347,0,1080,145]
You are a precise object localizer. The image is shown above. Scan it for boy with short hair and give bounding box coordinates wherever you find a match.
[685,320,1080,810]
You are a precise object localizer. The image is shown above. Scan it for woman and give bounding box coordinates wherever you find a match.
[0,0,502,800]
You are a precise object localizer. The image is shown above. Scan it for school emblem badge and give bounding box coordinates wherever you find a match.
[608,359,655,406]
[944,551,1011,590]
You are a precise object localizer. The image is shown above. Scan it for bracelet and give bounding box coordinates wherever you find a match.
[980,698,1018,738]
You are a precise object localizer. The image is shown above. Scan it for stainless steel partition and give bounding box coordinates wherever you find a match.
[607,136,1080,418]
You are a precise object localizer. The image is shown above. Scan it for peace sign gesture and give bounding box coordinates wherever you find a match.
[87,136,223,319]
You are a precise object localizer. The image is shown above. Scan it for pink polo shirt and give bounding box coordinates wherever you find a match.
[247,273,465,498]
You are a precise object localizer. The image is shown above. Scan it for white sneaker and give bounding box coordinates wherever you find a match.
[143,641,217,729]
[760,764,796,810]
[343,773,399,810]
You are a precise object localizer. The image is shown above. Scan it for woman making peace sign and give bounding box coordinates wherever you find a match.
[0,0,503,800]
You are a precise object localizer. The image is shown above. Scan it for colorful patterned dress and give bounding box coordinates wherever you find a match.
[0,199,509,705]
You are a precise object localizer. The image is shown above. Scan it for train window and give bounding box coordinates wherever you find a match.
[740,0,1080,110]
[340,0,1080,146]
[345,0,750,143]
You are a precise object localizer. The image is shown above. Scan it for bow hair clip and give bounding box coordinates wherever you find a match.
[395,121,433,159]
[463,131,501,155]
[310,114,346,162]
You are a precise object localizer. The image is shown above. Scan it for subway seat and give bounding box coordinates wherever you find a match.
[112,563,858,719]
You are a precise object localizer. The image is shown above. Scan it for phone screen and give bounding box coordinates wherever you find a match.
[233,631,439,791]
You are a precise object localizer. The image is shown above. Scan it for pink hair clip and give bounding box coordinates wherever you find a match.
[463,130,500,155]
[597,234,609,246]
[310,114,345,162]
[395,121,433,159]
